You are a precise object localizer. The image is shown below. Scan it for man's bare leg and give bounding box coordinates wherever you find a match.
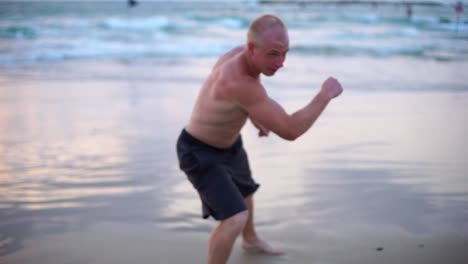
[241,195,285,255]
[208,210,249,264]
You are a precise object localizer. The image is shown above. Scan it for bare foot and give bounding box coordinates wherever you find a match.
[241,238,285,255]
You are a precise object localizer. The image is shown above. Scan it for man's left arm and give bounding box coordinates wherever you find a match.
[250,117,270,137]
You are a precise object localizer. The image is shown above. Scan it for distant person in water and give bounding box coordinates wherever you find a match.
[127,0,137,8]
[406,4,413,19]
[176,14,343,264]
[455,1,464,32]
[455,1,464,14]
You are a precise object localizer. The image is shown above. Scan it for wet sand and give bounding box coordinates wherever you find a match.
[3,220,468,264]
[1,57,468,263]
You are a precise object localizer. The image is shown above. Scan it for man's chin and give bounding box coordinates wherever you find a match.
[263,70,276,76]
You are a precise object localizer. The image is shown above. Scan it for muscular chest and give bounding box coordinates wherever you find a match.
[195,86,245,126]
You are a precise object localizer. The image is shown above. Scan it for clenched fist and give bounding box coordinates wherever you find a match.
[321,77,343,100]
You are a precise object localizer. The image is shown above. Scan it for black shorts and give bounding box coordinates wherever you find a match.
[176,129,259,220]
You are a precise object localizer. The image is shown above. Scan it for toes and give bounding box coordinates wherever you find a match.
[241,241,285,255]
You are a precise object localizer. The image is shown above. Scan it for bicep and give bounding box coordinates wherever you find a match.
[244,96,295,140]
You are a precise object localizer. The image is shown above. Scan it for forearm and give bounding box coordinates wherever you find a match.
[289,91,330,139]
[242,77,342,141]
[250,117,270,137]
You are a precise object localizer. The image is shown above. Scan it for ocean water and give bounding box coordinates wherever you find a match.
[0,1,467,64]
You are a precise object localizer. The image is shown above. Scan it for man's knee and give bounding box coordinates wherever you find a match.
[223,210,249,234]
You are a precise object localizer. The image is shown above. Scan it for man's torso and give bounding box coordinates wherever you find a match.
[186,46,254,148]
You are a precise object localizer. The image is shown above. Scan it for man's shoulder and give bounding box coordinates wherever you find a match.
[231,45,245,54]
[222,70,265,107]
[222,66,258,90]
[215,48,263,96]
[213,45,245,69]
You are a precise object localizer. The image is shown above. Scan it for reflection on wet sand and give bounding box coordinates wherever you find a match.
[0,60,200,257]
[1,58,468,263]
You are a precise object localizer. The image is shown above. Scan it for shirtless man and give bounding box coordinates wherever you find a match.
[176,14,343,264]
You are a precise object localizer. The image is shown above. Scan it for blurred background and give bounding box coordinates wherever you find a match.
[1,0,467,66]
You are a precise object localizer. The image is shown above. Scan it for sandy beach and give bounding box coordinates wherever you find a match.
[1,55,468,263]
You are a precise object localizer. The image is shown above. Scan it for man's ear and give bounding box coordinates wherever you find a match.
[247,42,255,55]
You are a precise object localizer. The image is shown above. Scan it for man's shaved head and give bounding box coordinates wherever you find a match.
[247,14,287,47]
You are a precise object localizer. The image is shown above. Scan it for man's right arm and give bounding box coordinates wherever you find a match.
[236,77,342,141]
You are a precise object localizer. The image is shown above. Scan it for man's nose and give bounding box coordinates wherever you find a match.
[275,57,284,68]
